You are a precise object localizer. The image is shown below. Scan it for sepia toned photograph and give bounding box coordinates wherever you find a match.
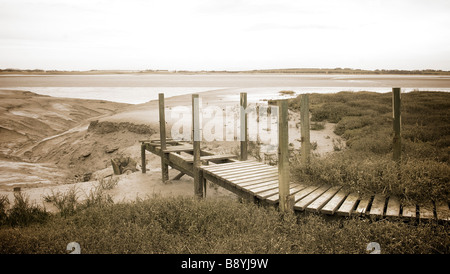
[0,0,448,265]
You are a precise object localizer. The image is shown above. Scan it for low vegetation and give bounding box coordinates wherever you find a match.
[289,91,450,203]
[0,196,448,254]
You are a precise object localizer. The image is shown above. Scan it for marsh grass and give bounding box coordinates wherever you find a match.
[289,91,450,203]
[0,196,448,254]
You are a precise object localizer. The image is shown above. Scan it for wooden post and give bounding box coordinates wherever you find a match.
[141,143,146,173]
[192,94,204,198]
[240,92,248,160]
[392,88,401,162]
[159,93,169,182]
[278,99,293,213]
[300,94,311,166]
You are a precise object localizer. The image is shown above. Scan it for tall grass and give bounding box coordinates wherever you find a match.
[0,196,448,254]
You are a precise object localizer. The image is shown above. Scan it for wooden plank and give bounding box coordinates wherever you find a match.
[220,169,278,180]
[265,183,308,203]
[257,183,303,200]
[294,185,330,211]
[162,146,194,153]
[306,186,341,213]
[353,196,372,216]
[202,159,258,168]
[401,203,416,219]
[231,175,280,185]
[369,194,386,217]
[419,202,435,220]
[336,192,359,216]
[293,185,320,203]
[211,165,274,176]
[435,201,450,221]
[385,196,401,218]
[321,189,349,215]
[181,154,237,163]
[246,182,279,194]
[234,177,279,188]
[202,161,261,172]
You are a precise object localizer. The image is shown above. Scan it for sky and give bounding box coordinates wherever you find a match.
[1,0,449,71]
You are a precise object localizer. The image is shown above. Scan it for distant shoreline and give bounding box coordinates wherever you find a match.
[1,68,450,76]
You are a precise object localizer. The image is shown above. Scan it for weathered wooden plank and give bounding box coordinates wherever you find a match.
[321,189,349,215]
[235,177,279,188]
[336,192,359,216]
[385,196,401,218]
[162,146,194,153]
[246,182,279,194]
[435,201,450,222]
[293,185,320,204]
[220,169,278,180]
[230,175,278,185]
[181,154,237,163]
[294,185,330,211]
[238,180,278,191]
[201,161,261,172]
[211,165,274,176]
[257,183,304,200]
[369,194,386,217]
[354,196,372,216]
[419,202,435,220]
[266,183,308,203]
[220,171,278,182]
[278,99,291,213]
[401,203,417,219]
[306,186,341,213]
[201,160,258,170]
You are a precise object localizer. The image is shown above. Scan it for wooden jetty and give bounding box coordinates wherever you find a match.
[141,91,450,222]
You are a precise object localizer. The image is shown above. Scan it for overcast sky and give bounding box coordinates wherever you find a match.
[1,0,449,71]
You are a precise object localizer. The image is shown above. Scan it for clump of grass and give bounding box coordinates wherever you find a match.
[310,121,325,130]
[43,187,79,217]
[98,176,119,190]
[2,192,50,227]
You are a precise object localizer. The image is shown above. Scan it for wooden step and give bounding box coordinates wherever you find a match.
[295,185,330,211]
[401,203,417,219]
[321,189,349,215]
[385,196,401,218]
[369,194,386,218]
[336,192,359,216]
[419,202,435,220]
[353,196,372,216]
[306,186,341,213]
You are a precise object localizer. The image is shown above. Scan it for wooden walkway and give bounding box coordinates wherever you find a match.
[141,91,449,223]
[141,139,450,222]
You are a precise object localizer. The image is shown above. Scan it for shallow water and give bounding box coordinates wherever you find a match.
[1,73,450,104]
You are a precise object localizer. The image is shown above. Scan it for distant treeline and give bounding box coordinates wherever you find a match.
[1,68,450,75]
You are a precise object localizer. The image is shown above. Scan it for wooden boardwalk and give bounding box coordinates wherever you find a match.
[141,91,449,223]
[141,139,450,222]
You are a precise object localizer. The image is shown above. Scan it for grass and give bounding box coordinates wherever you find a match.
[0,196,448,254]
[289,91,450,203]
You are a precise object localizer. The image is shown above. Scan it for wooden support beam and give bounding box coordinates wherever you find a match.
[192,94,204,198]
[159,93,169,182]
[240,92,248,161]
[278,99,293,213]
[392,88,401,162]
[172,172,185,180]
[300,94,311,166]
[141,142,146,173]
